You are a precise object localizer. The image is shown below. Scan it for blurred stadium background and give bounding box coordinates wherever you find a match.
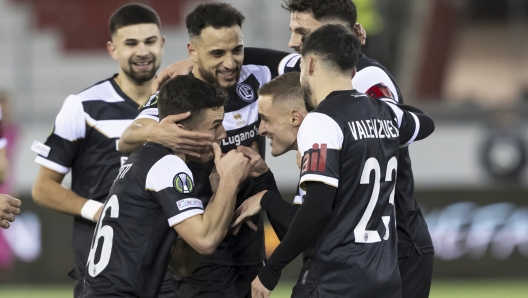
[1,0,528,297]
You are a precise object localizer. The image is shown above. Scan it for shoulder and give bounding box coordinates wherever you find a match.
[76,77,125,103]
[145,153,193,192]
[239,65,271,86]
[298,112,343,148]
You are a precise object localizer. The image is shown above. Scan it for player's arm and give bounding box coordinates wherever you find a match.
[31,95,103,222]
[0,194,21,229]
[118,100,213,156]
[383,100,435,146]
[243,47,301,78]
[32,167,102,221]
[253,182,336,293]
[174,144,253,254]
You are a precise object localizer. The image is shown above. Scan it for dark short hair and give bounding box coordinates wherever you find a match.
[186,2,245,38]
[109,3,161,36]
[258,72,304,109]
[282,0,357,31]
[158,75,227,129]
[302,24,360,73]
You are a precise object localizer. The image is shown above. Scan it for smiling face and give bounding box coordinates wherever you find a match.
[288,12,322,54]
[258,95,299,156]
[189,26,244,91]
[187,106,227,163]
[108,23,164,84]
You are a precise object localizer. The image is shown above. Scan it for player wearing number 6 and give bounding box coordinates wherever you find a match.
[81,76,254,298]
[251,24,435,298]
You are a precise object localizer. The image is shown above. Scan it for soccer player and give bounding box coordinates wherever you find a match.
[243,1,436,296]
[81,75,253,298]
[118,3,294,297]
[251,24,435,298]
[0,194,21,229]
[30,4,175,297]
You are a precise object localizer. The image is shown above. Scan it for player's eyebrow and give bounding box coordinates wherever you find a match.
[258,113,268,120]
[209,48,226,56]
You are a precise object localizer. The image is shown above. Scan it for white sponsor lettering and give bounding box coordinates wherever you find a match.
[221,125,258,146]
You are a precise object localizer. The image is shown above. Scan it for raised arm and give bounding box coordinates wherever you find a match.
[174,143,253,255]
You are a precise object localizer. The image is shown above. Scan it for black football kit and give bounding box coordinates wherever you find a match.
[258,90,435,298]
[81,143,203,298]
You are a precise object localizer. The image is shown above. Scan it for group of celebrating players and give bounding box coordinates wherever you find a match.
[30,0,436,297]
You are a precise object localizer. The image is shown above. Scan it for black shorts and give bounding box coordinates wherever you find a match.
[173,262,263,298]
[398,246,434,298]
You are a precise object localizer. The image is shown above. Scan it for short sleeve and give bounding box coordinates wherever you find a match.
[145,155,204,227]
[33,95,86,174]
[136,92,159,122]
[353,66,400,103]
[383,101,420,147]
[297,112,343,189]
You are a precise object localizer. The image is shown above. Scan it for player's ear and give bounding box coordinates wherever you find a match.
[107,41,118,60]
[187,41,198,62]
[308,55,315,76]
[291,110,304,127]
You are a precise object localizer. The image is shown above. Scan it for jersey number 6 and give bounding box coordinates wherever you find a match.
[87,195,119,277]
[354,157,397,243]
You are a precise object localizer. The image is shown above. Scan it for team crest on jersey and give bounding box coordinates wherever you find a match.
[174,172,194,194]
[236,83,254,102]
[301,143,328,174]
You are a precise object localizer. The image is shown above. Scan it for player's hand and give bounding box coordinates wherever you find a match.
[237,146,269,178]
[94,206,103,223]
[354,23,367,46]
[231,190,265,235]
[213,144,255,184]
[251,276,271,298]
[151,59,194,93]
[147,112,214,158]
[209,166,220,194]
[0,194,21,229]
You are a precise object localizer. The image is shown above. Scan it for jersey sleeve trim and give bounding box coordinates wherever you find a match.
[278,53,301,75]
[35,156,70,174]
[297,112,344,151]
[383,101,404,128]
[401,112,420,147]
[0,138,7,149]
[299,174,338,189]
[168,208,204,227]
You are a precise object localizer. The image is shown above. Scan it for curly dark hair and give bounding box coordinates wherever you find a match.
[158,75,227,129]
[282,0,357,31]
[186,2,245,38]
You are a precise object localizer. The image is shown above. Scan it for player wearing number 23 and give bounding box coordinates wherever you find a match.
[253,24,435,298]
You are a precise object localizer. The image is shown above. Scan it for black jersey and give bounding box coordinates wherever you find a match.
[296,90,422,297]
[82,143,203,298]
[136,66,275,266]
[33,75,140,280]
[265,51,434,257]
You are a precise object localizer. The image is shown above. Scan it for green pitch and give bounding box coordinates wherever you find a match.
[0,279,527,297]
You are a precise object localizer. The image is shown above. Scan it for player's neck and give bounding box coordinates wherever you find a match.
[114,72,154,106]
[313,74,354,106]
[173,151,187,163]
